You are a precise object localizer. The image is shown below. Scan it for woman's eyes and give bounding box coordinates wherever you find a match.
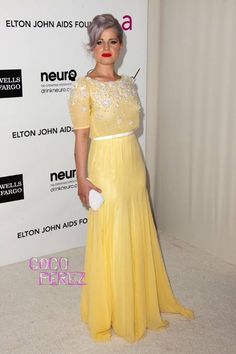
[96,40,118,45]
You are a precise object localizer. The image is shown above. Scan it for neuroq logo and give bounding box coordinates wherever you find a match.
[50,169,76,182]
[50,169,77,193]
[41,69,77,82]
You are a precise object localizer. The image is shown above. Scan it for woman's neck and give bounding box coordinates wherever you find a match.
[89,64,119,80]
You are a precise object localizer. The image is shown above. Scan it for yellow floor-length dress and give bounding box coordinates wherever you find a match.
[68,74,195,343]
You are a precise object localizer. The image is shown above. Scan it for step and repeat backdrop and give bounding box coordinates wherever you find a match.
[0,0,148,266]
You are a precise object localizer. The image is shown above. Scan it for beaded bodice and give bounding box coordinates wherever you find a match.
[68,75,141,138]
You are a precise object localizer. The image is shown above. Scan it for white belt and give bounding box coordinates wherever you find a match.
[92,130,135,141]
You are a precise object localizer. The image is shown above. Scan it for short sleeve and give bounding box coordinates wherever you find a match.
[129,77,142,112]
[68,77,91,130]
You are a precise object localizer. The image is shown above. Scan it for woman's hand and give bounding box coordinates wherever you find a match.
[77,177,102,209]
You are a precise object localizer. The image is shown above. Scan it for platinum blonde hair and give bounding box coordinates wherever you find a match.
[86,14,123,51]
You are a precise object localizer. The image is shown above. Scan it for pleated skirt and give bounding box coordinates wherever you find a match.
[80,132,195,343]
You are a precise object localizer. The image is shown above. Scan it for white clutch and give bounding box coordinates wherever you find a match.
[88,189,104,210]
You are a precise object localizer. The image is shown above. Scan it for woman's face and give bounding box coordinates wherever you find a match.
[93,27,123,65]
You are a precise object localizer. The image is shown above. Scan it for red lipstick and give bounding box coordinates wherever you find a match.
[102,53,112,57]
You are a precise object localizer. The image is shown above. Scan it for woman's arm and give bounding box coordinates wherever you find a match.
[74,128,102,208]
[74,128,90,181]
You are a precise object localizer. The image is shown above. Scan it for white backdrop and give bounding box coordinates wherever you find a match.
[152,0,236,265]
[0,0,148,266]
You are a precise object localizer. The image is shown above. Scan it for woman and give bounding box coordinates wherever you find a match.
[68,13,195,343]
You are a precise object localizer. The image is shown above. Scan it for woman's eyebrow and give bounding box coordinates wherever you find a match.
[98,37,118,40]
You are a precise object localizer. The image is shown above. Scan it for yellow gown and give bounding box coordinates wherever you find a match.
[68,75,195,343]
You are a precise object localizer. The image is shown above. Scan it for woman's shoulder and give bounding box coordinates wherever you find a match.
[116,74,133,81]
[123,75,139,92]
[73,75,89,86]
[122,75,137,86]
[70,76,90,94]
[68,76,90,103]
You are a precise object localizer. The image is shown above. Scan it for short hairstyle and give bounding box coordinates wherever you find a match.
[86,14,123,52]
